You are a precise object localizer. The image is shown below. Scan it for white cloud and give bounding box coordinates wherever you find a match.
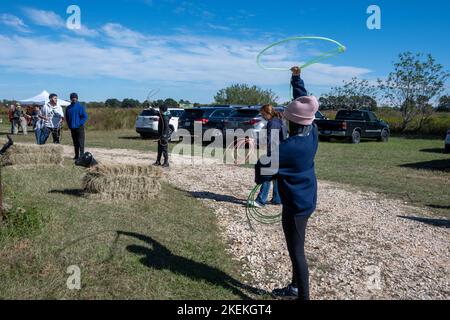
[0,13,30,33]
[23,7,65,29]
[0,24,372,101]
[207,23,231,31]
[23,7,97,37]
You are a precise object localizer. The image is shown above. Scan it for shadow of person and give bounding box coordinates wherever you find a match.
[49,189,85,197]
[117,231,268,300]
[186,190,247,206]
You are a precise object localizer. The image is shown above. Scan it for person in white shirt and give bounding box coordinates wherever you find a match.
[39,93,65,145]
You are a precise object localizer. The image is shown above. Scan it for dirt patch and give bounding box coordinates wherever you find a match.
[60,145,450,300]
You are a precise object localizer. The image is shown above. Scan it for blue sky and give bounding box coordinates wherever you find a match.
[0,0,449,103]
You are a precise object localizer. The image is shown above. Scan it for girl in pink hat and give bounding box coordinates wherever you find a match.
[255,66,319,300]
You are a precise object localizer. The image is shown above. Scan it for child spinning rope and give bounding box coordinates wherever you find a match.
[153,105,171,168]
[255,66,319,300]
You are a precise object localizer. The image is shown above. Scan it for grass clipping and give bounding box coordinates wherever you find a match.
[83,163,163,201]
[1,144,63,167]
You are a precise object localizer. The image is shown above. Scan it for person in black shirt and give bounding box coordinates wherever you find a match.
[153,105,171,168]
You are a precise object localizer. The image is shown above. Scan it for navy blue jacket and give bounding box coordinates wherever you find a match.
[266,118,287,156]
[255,125,318,216]
[65,102,88,129]
[291,75,307,99]
[255,76,318,217]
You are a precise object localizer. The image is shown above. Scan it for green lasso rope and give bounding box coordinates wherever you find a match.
[246,184,282,229]
[256,36,346,71]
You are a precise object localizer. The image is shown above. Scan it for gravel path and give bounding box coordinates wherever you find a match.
[64,145,449,300]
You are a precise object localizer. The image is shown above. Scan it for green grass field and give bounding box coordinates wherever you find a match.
[0,160,265,299]
[5,126,449,218]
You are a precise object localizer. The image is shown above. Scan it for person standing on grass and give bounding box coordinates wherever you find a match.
[255,66,318,300]
[39,93,64,145]
[31,105,43,144]
[249,104,287,208]
[16,104,30,135]
[8,104,19,135]
[65,93,88,160]
[153,105,171,168]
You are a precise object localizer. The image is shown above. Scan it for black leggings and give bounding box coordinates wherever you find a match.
[157,139,168,163]
[282,210,310,300]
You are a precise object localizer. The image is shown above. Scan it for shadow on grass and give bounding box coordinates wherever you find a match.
[118,136,155,140]
[398,216,450,229]
[185,190,247,206]
[399,159,450,172]
[49,189,85,197]
[427,204,450,210]
[118,231,269,300]
[420,148,446,154]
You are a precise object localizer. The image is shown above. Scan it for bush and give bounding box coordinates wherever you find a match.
[86,108,142,130]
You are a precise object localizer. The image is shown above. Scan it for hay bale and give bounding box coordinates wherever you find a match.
[83,163,163,201]
[1,144,63,167]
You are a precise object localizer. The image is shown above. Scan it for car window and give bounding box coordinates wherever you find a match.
[140,109,159,116]
[367,112,378,122]
[336,110,365,121]
[181,109,205,119]
[170,110,184,118]
[229,109,260,118]
[210,109,233,118]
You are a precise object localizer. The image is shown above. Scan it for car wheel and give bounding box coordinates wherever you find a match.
[319,136,330,142]
[445,145,450,154]
[140,133,150,139]
[351,130,361,144]
[378,129,389,142]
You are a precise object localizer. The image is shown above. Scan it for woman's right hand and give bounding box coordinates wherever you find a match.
[291,66,301,76]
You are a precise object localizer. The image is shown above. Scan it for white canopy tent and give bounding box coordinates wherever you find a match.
[18,90,71,107]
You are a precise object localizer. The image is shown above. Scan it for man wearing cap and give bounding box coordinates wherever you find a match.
[39,93,65,144]
[65,93,88,160]
[255,66,319,300]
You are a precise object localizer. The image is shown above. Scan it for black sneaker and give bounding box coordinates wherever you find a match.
[272,284,298,300]
[162,162,169,168]
[153,161,161,166]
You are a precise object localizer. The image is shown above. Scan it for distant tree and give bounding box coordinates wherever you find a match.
[437,95,450,112]
[378,52,449,131]
[321,78,378,111]
[105,98,121,108]
[164,98,179,107]
[214,84,278,105]
[121,98,141,109]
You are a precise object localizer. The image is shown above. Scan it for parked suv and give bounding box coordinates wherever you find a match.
[178,107,236,137]
[224,106,325,142]
[135,108,185,139]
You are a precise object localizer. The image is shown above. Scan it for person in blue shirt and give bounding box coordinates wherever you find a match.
[255,66,319,300]
[249,104,287,208]
[65,93,88,160]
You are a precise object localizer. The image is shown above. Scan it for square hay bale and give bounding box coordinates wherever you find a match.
[1,144,64,167]
[83,163,163,201]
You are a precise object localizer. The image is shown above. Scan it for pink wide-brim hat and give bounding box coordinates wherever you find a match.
[284,96,319,126]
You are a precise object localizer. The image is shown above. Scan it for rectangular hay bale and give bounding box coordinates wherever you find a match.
[1,144,63,166]
[83,163,163,201]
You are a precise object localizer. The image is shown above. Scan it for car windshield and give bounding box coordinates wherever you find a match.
[229,109,260,118]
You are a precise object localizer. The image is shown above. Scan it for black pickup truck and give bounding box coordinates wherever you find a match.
[315,110,390,144]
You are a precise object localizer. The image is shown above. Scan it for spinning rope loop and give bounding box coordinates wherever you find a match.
[256,36,346,71]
